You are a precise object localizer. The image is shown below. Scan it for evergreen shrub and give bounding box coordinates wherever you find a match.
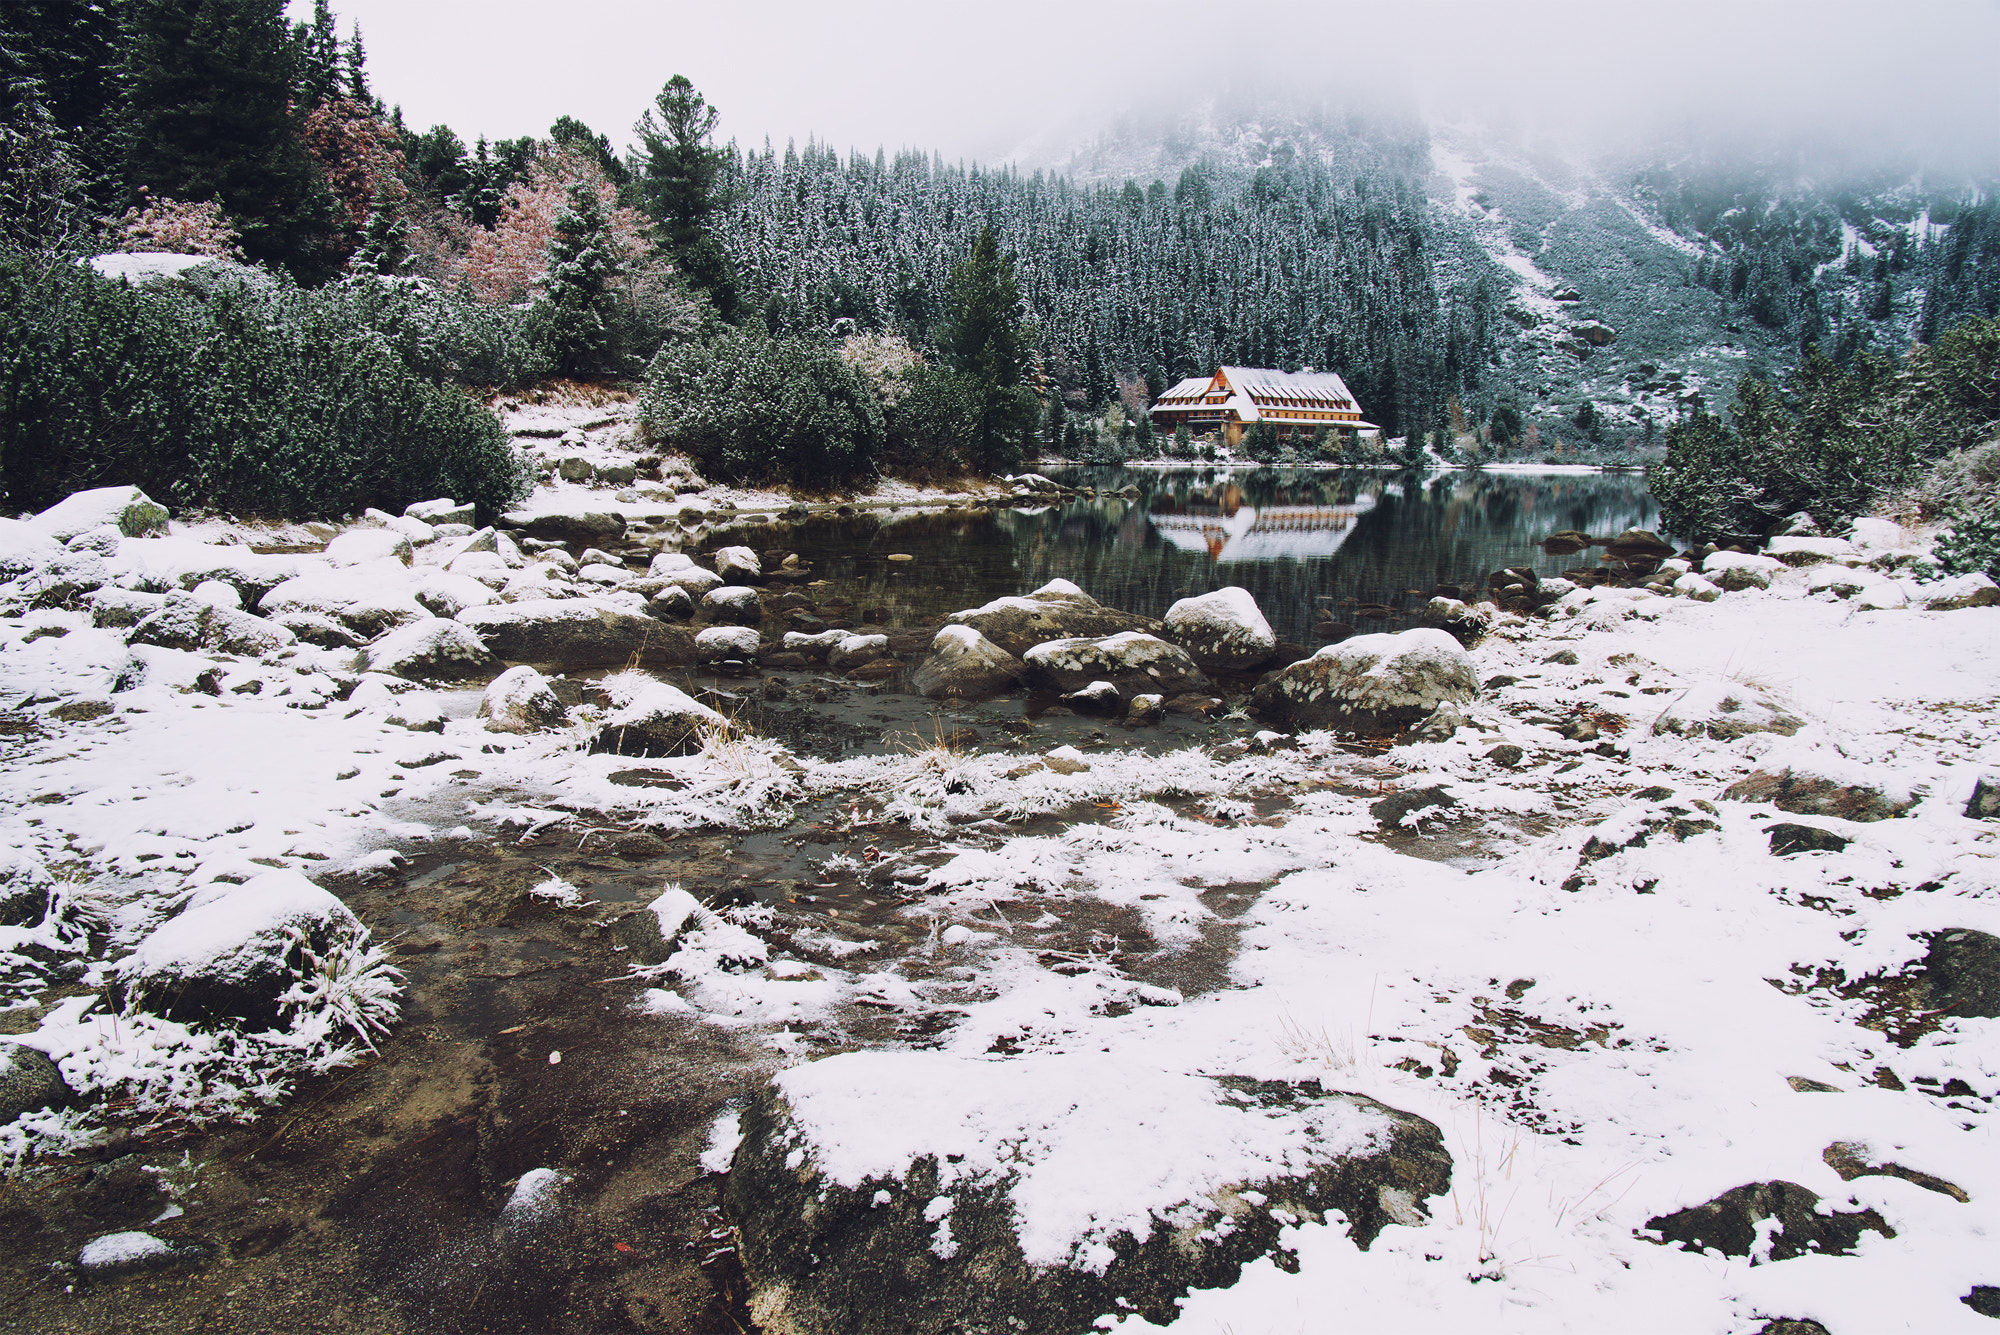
[636,329,882,488]
[0,253,532,519]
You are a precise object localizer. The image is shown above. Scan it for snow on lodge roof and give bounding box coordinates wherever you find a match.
[1149,367,1378,431]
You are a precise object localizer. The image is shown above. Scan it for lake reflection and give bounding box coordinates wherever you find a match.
[726,466,1659,647]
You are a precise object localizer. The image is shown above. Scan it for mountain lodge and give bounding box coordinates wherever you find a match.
[1147,366,1377,448]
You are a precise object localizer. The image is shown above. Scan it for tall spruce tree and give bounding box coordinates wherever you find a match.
[631,75,736,320]
[0,1,122,214]
[536,179,625,377]
[943,227,1032,471]
[0,38,86,252]
[120,0,337,278]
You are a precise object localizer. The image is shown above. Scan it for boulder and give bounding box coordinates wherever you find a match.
[1924,573,2000,611]
[127,593,295,658]
[596,462,637,487]
[77,1230,209,1276]
[1541,529,1592,556]
[404,498,474,526]
[1573,320,1617,345]
[646,586,696,620]
[1604,529,1674,563]
[0,517,66,580]
[1371,785,1457,832]
[783,629,848,662]
[411,570,495,619]
[188,579,240,609]
[1021,632,1208,697]
[1768,823,1850,855]
[271,611,364,649]
[87,587,169,630]
[1061,680,1122,713]
[361,617,498,681]
[702,585,763,626]
[323,528,413,568]
[500,509,627,545]
[592,679,725,757]
[556,456,594,482]
[1723,769,1913,822]
[1251,628,1477,735]
[1126,693,1165,723]
[946,582,1161,659]
[1163,587,1277,671]
[115,871,376,1029]
[827,633,888,670]
[1766,535,1859,568]
[27,485,169,542]
[725,1055,1450,1335]
[714,545,762,583]
[696,625,762,661]
[0,1041,73,1123]
[1917,929,2000,1018]
[477,665,566,734]
[1672,572,1723,601]
[1642,1181,1892,1262]
[1421,596,1494,644]
[1969,775,2000,820]
[458,599,695,668]
[910,626,1024,700]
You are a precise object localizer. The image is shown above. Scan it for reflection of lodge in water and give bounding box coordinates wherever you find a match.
[1149,495,1377,563]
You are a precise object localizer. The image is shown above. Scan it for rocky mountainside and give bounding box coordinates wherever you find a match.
[1043,96,1999,453]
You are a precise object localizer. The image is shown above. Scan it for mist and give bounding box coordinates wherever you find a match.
[297,0,2000,175]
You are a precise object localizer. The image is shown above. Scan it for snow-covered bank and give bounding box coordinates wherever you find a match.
[3,479,2000,1331]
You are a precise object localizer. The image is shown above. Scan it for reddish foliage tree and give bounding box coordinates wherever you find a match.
[102,188,244,259]
[301,94,409,242]
[430,144,649,304]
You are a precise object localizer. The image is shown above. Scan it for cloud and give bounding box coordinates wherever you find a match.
[298,0,2000,172]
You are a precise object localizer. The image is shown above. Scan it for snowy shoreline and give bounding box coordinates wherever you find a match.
[3,479,1999,1330]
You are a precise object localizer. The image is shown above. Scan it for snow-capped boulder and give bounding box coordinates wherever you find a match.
[946,582,1160,659]
[1643,1181,1890,1262]
[324,528,412,568]
[0,1041,72,1123]
[115,870,378,1029]
[261,564,426,636]
[0,518,65,580]
[126,592,295,658]
[76,1230,207,1275]
[1766,535,1860,567]
[827,633,888,670]
[714,545,762,583]
[188,579,240,609]
[496,563,575,603]
[404,497,474,526]
[477,665,566,734]
[118,537,298,605]
[1649,682,1802,741]
[648,551,699,578]
[1855,582,1910,610]
[1806,564,1887,598]
[270,611,364,649]
[1702,550,1785,591]
[1723,768,1914,822]
[20,546,110,601]
[1061,680,1122,713]
[1923,573,2000,610]
[446,549,513,589]
[1672,572,1722,601]
[1420,595,1494,643]
[458,599,695,668]
[696,625,762,661]
[86,588,167,629]
[361,509,436,545]
[361,617,497,681]
[911,625,1023,700]
[782,629,847,661]
[591,678,724,757]
[1250,628,1476,735]
[27,484,169,542]
[411,569,495,618]
[656,563,723,596]
[1021,632,1208,697]
[577,561,627,586]
[1163,586,1277,671]
[646,586,695,620]
[614,886,767,970]
[702,585,763,626]
[724,1053,1450,1335]
[1848,517,1913,551]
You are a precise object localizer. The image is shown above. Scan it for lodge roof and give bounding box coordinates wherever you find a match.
[1149,366,1370,426]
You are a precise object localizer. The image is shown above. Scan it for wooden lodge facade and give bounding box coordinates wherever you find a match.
[1147,366,1377,448]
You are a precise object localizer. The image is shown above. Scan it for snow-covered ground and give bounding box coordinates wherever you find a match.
[4,480,1999,1331]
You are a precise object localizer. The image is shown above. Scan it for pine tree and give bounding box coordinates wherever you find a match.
[349,185,406,275]
[121,0,337,278]
[0,45,85,252]
[943,227,1032,470]
[631,74,736,319]
[0,1,121,213]
[536,178,625,377]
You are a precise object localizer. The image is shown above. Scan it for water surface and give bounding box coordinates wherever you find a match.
[722,466,1659,645]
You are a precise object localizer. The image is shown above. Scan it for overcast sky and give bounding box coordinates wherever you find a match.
[292,0,2000,172]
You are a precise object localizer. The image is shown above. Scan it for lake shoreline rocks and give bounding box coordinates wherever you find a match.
[3,482,1999,1334]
